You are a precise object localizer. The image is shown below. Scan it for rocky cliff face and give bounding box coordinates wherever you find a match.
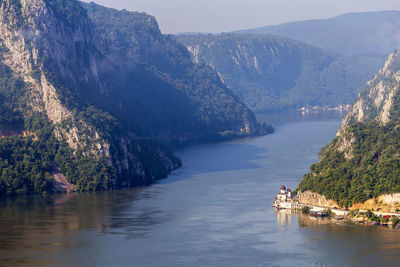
[298,191,400,212]
[0,0,268,196]
[297,191,341,208]
[340,50,400,129]
[335,50,400,159]
[0,0,106,155]
[297,50,400,208]
[177,34,386,112]
[351,193,400,213]
[83,3,270,143]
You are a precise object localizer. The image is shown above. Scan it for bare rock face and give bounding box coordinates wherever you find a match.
[0,0,181,189]
[0,0,107,158]
[0,0,266,193]
[298,191,400,212]
[339,50,400,131]
[333,50,400,160]
[351,193,400,213]
[298,191,341,208]
[298,50,400,208]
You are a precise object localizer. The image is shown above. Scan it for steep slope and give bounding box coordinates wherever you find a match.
[82,2,269,144]
[236,11,400,56]
[297,50,400,209]
[0,0,268,197]
[177,34,386,111]
[0,0,182,195]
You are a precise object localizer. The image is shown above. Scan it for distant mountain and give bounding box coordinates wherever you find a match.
[0,0,269,197]
[297,50,400,210]
[236,11,400,56]
[177,33,386,111]
[83,3,269,145]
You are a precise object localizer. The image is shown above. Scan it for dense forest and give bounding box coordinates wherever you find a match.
[0,0,270,197]
[298,121,400,207]
[297,51,400,207]
[82,2,271,144]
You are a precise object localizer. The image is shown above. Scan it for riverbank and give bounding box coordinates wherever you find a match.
[274,201,400,228]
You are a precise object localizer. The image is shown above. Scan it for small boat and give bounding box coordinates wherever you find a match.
[310,211,327,217]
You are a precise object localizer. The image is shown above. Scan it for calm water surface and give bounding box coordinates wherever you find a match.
[1,111,400,266]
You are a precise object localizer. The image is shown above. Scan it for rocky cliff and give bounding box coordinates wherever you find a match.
[297,191,341,208]
[298,191,400,213]
[297,50,400,208]
[340,50,400,129]
[177,33,386,111]
[0,0,104,155]
[0,0,268,196]
[83,3,270,144]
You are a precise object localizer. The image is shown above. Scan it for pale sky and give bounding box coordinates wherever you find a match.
[82,0,400,34]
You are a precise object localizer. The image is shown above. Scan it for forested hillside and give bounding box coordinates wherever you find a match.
[0,0,269,197]
[298,50,400,207]
[177,34,386,111]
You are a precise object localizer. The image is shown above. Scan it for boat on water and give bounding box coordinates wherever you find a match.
[310,211,327,217]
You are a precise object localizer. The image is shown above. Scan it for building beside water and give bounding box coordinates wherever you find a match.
[273,185,302,210]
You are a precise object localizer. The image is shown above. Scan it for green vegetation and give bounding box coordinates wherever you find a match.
[82,3,268,145]
[347,210,393,224]
[391,217,400,227]
[0,114,116,197]
[0,136,52,196]
[0,0,267,197]
[297,50,400,208]
[365,211,389,224]
[0,45,24,124]
[44,0,87,29]
[325,208,334,217]
[301,206,311,214]
[177,34,386,112]
[298,120,400,207]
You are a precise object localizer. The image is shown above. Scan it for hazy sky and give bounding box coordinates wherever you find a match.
[82,0,400,34]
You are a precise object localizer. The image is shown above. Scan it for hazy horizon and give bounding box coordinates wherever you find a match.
[81,0,400,34]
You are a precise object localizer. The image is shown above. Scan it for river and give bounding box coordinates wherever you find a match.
[1,111,400,266]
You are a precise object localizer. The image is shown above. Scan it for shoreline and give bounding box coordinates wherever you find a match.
[274,186,400,229]
[274,203,400,229]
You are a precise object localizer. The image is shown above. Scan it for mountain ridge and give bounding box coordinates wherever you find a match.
[235,10,400,56]
[297,50,400,208]
[176,33,386,111]
[0,0,269,197]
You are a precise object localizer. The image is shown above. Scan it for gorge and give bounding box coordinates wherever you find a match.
[0,0,270,197]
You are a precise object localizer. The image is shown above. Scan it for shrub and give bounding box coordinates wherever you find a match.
[301,206,311,214]
[391,217,400,227]
[325,208,335,217]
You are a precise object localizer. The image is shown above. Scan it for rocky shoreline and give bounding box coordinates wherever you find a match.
[274,187,400,229]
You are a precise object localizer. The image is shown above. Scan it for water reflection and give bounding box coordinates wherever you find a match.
[256,110,345,126]
[275,209,336,231]
[275,209,293,231]
[0,187,167,255]
[160,143,268,185]
[274,209,400,266]
[6,111,400,266]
